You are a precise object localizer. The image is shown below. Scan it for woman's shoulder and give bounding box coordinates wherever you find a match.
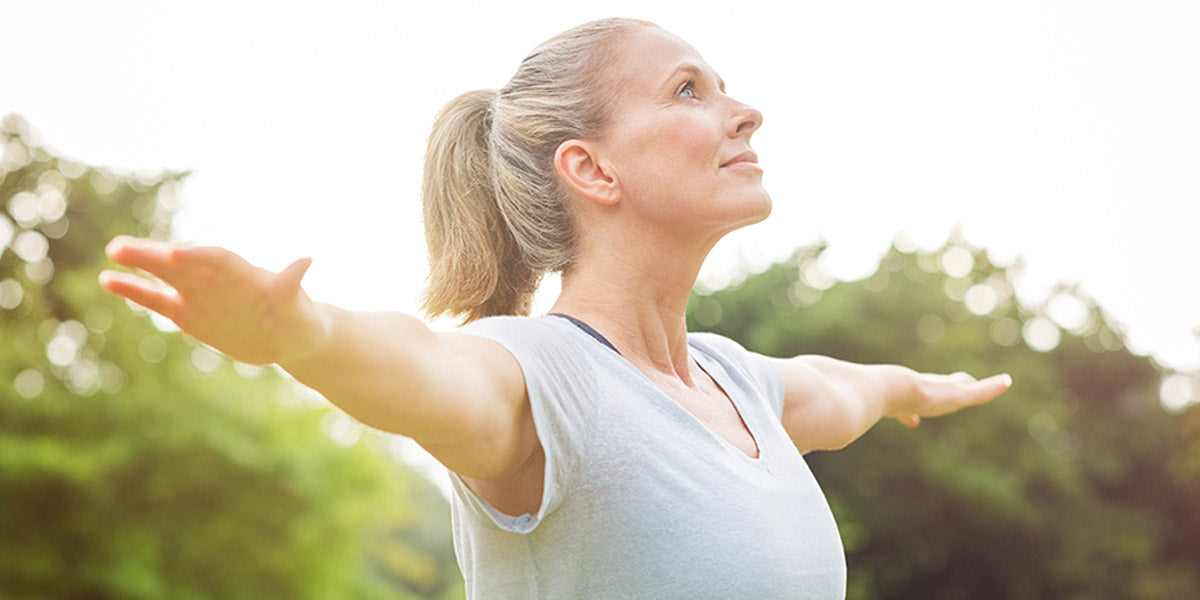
[459,314,563,337]
[687,330,774,381]
[688,330,785,413]
[686,330,754,361]
[458,314,604,366]
[459,314,527,328]
[457,314,555,349]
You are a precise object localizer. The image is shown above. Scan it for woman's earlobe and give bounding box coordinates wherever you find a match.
[555,140,620,206]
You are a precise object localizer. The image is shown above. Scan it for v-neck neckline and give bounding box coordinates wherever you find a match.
[689,345,767,465]
[549,315,767,465]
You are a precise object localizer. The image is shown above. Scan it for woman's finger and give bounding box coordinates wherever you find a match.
[107,237,254,297]
[98,270,182,320]
[105,236,180,275]
[172,244,250,271]
[973,373,1013,403]
[941,373,1011,411]
[949,371,976,384]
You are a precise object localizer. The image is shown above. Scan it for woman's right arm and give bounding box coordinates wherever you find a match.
[99,236,536,482]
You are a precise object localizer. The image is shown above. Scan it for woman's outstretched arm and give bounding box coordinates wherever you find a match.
[99,236,535,482]
[770,355,1011,453]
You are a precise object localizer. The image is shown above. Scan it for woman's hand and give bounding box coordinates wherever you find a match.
[889,371,1012,428]
[99,236,330,365]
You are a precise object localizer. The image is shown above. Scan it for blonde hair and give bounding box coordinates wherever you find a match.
[422,18,656,322]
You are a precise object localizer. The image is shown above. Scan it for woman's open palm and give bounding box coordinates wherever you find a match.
[99,236,328,365]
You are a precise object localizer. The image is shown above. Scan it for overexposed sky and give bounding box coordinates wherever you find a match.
[5,1,1198,377]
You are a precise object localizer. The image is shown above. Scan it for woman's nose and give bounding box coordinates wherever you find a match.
[727,100,763,138]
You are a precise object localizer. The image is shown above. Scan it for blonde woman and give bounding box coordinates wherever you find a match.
[101,18,1010,599]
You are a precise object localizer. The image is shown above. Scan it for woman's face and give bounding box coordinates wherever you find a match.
[594,27,769,240]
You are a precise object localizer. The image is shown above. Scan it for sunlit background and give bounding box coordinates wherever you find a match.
[7,1,1198,378]
[5,2,1200,598]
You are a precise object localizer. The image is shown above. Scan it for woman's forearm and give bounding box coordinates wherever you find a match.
[278,304,466,437]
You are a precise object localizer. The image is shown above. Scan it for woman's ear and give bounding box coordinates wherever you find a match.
[554,140,620,206]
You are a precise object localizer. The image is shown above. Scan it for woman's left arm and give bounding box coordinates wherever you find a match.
[769,355,1011,453]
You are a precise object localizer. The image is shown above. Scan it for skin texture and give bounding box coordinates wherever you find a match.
[101,26,1009,518]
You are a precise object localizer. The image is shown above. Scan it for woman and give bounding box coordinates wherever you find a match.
[101,18,1010,599]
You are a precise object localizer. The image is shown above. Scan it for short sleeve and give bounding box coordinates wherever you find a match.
[450,316,600,533]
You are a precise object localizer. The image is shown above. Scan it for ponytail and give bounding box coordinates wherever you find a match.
[421,89,540,322]
[421,18,656,323]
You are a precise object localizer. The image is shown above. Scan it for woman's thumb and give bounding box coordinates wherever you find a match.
[276,257,313,295]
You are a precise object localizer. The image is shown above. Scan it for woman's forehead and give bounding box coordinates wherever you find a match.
[606,28,717,90]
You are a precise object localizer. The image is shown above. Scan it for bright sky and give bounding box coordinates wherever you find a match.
[6,1,1199,383]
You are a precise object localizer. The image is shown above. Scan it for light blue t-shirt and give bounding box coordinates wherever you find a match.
[451,315,846,599]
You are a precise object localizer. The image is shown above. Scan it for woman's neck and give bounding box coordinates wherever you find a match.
[550,236,712,383]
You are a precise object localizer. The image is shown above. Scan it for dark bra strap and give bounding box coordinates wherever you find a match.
[549,313,622,356]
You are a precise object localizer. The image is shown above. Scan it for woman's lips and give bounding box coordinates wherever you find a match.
[721,150,760,169]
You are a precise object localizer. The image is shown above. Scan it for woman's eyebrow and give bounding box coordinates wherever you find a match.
[668,63,727,93]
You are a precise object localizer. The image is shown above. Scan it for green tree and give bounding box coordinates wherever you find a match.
[0,115,463,599]
[689,236,1200,599]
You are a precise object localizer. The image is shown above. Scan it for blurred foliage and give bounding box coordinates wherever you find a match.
[0,115,463,600]
[688,235,1200,599]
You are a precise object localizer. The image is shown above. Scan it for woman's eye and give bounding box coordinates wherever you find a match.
[679,82,696,99]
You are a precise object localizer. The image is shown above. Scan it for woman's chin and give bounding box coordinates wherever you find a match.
[741,189,774,225]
